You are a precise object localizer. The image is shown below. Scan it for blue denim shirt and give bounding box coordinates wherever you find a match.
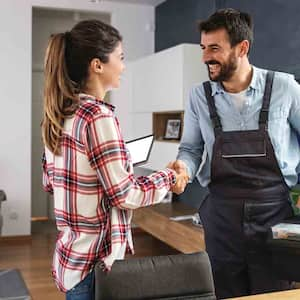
[177,66,300,188]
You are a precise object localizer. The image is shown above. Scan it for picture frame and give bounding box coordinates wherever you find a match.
[164,119,181,140]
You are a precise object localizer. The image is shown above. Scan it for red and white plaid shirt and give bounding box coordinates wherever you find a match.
[42,94,176,292]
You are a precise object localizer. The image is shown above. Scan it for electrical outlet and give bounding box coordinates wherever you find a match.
[9,211,18,220]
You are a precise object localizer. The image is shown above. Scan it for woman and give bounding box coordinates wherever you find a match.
[41,20,187,300]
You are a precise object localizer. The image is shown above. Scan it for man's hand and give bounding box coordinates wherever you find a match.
[167,160,190,194]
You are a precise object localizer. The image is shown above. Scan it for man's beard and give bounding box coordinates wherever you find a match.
[205,52,238,82]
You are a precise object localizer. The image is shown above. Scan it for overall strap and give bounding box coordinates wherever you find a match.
[259,71,275,129]
[203,81,222,135]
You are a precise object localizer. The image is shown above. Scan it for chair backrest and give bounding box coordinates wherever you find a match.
[95,251,216,300]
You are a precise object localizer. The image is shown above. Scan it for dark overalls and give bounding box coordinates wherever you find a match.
[200,71,293,299]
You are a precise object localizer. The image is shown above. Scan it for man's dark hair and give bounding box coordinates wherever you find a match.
[198,8,253,53]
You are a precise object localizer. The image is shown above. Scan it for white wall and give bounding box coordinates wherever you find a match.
[0,0,155,236]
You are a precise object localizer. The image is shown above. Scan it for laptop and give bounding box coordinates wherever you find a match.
[126,134,154,166]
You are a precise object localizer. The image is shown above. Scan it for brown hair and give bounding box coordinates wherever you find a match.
[198,8,253,55]
[42,20,122,155]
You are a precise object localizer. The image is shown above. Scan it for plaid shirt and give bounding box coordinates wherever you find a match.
[42,94,176,292]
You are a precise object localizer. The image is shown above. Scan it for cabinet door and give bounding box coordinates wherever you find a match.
[131,112,152,138]
[182,45,208,107]
[147,141,180,170]
[111,66,133,141]
[132,47,183,112]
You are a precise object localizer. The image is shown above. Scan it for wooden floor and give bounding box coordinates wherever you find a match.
[0,221,178,300]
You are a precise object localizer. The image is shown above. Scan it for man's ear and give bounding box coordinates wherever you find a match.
[238,40,250,57]
[90,58,104,74]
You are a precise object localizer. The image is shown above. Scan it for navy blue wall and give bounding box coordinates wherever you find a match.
[156,0,300,78]
[155,0,215,53]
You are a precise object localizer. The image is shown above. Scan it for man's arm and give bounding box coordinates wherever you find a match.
[169,87,205,182]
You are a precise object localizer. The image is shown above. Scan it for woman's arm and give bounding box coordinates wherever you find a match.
[84,112,179,209]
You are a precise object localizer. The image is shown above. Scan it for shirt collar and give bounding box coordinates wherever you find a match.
[210,65,260,96]
[210,81,224,96]
[248,66,260,91]
[79,93,115,112]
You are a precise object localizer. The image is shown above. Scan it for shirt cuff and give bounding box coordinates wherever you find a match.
[165,168,176,186]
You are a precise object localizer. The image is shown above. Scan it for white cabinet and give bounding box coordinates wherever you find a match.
[182,45,209,106]
[131,46,183,112]
[131,43,208,113]
[131,112,153,137]
[111,43,208,169]
[112,43,208,140]
[147,141,180,170]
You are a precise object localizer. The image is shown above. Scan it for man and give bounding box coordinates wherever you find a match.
[169,8,300,299]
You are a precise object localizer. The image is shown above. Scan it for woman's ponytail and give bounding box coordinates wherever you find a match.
[41,32,79,155]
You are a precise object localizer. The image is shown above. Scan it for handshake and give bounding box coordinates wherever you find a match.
[167,160,190,195]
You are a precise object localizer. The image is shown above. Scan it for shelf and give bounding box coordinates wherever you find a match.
[153,111,184,142]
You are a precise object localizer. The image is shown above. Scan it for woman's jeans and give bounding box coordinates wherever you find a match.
[66,270,95,300]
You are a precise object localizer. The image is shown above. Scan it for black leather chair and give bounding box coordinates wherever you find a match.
[95,251,216,300]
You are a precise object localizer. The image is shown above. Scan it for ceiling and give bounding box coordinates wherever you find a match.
[92,0,167,6]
